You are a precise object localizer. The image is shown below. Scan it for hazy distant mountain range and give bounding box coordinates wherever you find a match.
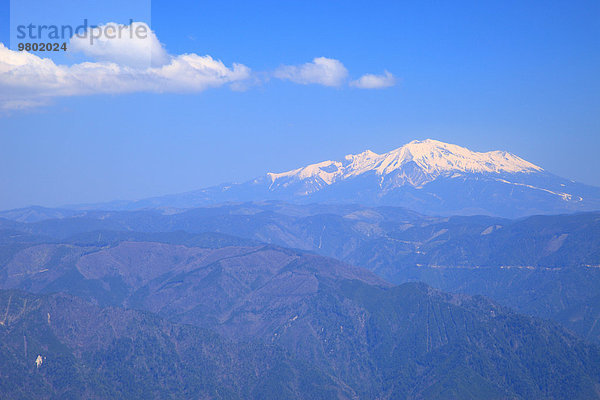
[57,139,600,218]
[1,202,600,343]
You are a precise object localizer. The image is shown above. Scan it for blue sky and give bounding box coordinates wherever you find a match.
[0,0,599,209]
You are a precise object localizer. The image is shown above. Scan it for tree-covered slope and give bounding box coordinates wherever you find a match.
[1,238,600,398]
[0,289,344,400]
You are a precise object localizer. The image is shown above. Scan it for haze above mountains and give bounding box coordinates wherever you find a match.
[53,139,600,218]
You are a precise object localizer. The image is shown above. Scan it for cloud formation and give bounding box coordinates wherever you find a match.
[350,71,396,89]
[69,22,169,68]
[0,22,396,110]
[274,57,348,87]
[0,42,250,110]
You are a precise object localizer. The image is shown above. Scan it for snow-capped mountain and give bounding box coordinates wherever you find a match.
[267,139,543,194]
[63,139,600,218]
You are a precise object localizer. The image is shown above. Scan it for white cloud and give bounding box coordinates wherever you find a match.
[0,98,50,110]
[350,71,396,89]
[0,41,250,110]
[0,22,397,111]
[69,22,169,68]
[274,57,348,87]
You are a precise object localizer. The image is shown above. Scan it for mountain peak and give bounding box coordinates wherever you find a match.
[383,139,542,175]
[267,139,543,190]
[52,139,599,218]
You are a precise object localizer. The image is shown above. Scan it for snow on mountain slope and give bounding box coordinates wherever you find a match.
[47,138,600,218]
[267,139,543,190]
